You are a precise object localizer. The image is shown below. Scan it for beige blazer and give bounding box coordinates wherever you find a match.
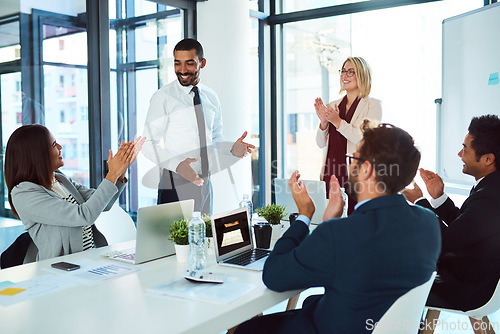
[316,96,382,177]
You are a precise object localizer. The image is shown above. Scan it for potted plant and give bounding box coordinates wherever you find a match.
[255,204,287,243]
[168,219,190,262]
[255,204,287,226]
[201,214,214,253]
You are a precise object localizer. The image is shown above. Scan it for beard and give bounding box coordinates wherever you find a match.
[176,70,200,86]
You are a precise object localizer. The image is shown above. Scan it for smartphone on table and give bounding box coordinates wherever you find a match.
[51,261,81,271]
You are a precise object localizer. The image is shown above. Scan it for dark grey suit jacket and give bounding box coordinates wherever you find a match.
[417,170,500,310]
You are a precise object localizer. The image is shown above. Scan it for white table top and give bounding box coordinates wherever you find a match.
[0,240,300,334]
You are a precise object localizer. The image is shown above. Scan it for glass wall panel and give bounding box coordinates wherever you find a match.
[42,24,89,186]
[134,0,158,16]
[44,65,89,185]
[0,19,20,62]
[283,0,367,14]
[136,68,159,208]
[158,16,183,87]
[134,23,159,62]
[112,2,183,210]
[281,0,482,180]
[249,17,261,204]
[1,72,22,211]
[43,28,87,66]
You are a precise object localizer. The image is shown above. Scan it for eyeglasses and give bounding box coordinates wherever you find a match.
[339,69,356,77]
[345,154,367,165]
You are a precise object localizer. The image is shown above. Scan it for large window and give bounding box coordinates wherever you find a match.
[43,26,89,185]
[280,0,483,181]
[0,15,22,216]
[111,1,183,210]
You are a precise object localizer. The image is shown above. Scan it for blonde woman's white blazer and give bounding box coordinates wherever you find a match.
[316,96,382,176]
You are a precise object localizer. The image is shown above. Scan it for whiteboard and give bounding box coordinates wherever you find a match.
[439,3,500,187]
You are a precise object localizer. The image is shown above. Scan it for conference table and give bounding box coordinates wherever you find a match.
[0,238,301,334]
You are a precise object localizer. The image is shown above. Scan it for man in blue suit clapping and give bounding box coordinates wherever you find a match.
[235,121,441,334]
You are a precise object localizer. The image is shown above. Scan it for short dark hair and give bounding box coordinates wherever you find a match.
[173,38,204,60]
[358,121,421,194]
[468,114,500,170]
[5,124,54,218]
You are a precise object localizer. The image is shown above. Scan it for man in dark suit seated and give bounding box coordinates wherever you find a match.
[235,121,441,334]
[403,114,500,311]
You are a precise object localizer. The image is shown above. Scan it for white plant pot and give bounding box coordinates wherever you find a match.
[175,244,190,263]
[271,221,290,241]
[271,223,284,241]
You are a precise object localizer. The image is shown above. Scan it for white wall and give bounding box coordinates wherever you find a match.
[0,0,20,17]
[197,0,253,214]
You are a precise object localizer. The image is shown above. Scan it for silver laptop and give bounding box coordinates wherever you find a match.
[274,178,328,225]
[102,199,194,264]
[212,207,271,271]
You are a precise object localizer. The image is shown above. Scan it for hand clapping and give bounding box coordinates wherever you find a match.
[314,97,341,129]
[105,136,146,184]
[288,171,315,219]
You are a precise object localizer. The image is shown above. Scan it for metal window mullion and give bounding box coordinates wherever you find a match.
[87,0,111,188]
[257,8,266,208]
[269,0,278,205]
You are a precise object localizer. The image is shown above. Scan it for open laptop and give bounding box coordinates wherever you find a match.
[102,199,194,264]
[212,207,271,271]
[274,178,328,225]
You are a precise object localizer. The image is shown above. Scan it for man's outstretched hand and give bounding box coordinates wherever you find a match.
[176,158,204,186]
[232,131,256,158]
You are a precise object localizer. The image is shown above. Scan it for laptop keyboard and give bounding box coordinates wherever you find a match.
[224,249,271,266]
[101,250,135,261]
[117,253,135,261]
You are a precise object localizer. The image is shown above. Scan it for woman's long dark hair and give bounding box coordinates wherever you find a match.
[5,124,54,218]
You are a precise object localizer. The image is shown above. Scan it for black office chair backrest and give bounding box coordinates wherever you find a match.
[1,232,33,269]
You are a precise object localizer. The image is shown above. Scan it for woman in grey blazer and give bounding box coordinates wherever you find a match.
[4,124,145,261]
[314,56,382,214]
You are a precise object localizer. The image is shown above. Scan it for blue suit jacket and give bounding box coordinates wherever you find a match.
[263,194,441,333]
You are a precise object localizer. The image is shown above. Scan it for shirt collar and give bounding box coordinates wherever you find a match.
[354,198,371,210]
[475,176,485,187]
[175,79,200,95]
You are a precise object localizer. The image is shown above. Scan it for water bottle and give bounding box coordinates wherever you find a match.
[340,188,348,217]
[239,194,253,225]
[188,211,206,270]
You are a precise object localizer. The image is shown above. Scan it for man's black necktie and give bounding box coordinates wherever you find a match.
[191,86,209,178]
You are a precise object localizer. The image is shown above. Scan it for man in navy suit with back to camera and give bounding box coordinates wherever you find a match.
[403,114,500,312]
[235,121,441,334]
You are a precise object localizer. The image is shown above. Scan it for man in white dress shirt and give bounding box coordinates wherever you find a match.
[143,38,254,214]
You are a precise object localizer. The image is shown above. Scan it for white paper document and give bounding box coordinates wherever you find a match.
[148,277,257,304]
[0,275,78,307]
[44,258,140,285]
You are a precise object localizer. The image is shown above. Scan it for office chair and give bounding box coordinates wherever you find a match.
[94,205,136,245]
[1,232,37,269]
[372,272,437,334]
[422,278,500,334]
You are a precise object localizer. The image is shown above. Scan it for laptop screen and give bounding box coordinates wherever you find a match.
[213,209,251,256]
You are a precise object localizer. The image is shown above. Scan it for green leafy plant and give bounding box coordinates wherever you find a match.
[201,214,212,238]
[168,219,188,245]
[255,204,287,225]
